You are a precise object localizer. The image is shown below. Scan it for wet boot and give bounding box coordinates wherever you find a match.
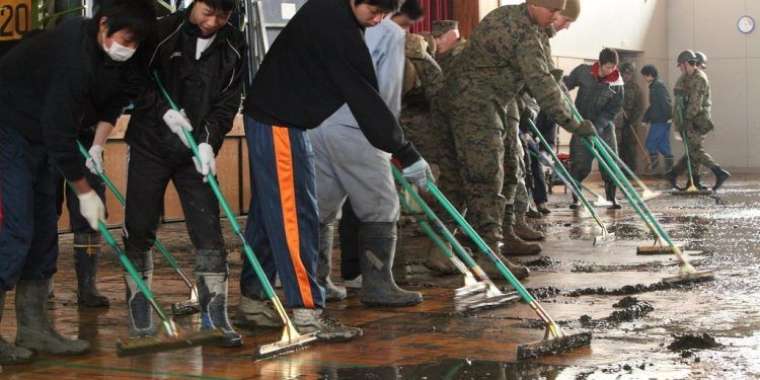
[235,296,283,329]
[318,223,347,301]
[15,280,90,355]
[514,214,544,241]
[710,165,731,191]
[569,193,580,209]
[73,232,109,308]
[665,170,679,190]
[502,225,542,256]
[605,183,621,210]
[422,243,459,275]
[648,154,659,175]
[293,308,362,342]
[0,291,33,364]
[691,175,707,190]
[472,244,530,280]
[197,272,242,347]
[125,270,157,338]
[537,203,551,215]
[358,222,423,307]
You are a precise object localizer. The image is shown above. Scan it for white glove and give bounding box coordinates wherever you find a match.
[193,143,217,180]
[402,158,434,189]
[85,144,104,175]
[163,109,193,148]
[77,190,105,230]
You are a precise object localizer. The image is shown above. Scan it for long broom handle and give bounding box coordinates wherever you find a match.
[675,97,697,186]
[592,129,657,195]
[152,72,280,303]
[76,141,195,289]
[525,120,607,231]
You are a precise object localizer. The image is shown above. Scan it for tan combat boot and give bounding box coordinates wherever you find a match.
[514,214,545,241]
[502,225,542,256]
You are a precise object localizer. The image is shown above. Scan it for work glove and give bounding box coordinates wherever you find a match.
[193,143,217,181]
[572,119,596,137]
[77,190,106,230]
[163,109,193,148]
[402,158,435,190]
[85,144,104,175]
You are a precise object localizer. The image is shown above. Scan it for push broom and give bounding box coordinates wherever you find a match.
[415,179,591,359]
[76,141,200,316]
[154,73,318,358]
[670,96,712,196]
[394,169,520,311]
[563,97,714,283]
[593,135,662,201]
[526,119,614,245]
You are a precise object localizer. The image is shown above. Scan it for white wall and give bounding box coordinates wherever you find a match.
[668,0,760,169]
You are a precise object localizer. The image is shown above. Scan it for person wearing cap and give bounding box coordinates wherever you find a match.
[640,64,673,175]
[667,50,730,191]
[695,51,708,70]
[429,0,596,278]
[430,20,465,74]
[617,62,644,173]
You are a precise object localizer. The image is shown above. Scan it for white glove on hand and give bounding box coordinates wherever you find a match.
[193,143,217,180]
[402,158,434,189]
[85,144,104,175]
[77,190,105,230]
[163,109,193,148]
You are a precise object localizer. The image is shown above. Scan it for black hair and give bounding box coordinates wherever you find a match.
[196,0,238,12]
[355,0,403,13]
[598,48,619,66]
[395,0,423,20]
[640,64,659,79]
[96,0,156,42]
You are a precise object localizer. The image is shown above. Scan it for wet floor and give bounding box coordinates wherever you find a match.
[2,174,760,379]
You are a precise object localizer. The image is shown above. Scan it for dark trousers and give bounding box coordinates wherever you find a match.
[338,199,361,280]
[240,117,324,309]
[618,122,638,174]
[0,125,59,290]
[527,141,548,204]
[55,143,107,234]
[123,145,226,272]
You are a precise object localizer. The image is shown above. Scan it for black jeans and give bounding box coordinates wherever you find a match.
[123,145,226,272]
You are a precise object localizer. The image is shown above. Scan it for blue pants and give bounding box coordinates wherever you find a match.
[0,126,60,291]
[645,122,672,157]
[240,117,324,309]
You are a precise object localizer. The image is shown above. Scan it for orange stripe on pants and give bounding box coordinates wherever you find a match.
[272,126,314,308]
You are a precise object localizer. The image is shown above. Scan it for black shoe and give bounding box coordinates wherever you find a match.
[711,166,731,191]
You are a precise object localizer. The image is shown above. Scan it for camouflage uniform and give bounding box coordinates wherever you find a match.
[431,4,579,261]
[618,69,644,171]
[436,39,467,75]
[672,69,717,176]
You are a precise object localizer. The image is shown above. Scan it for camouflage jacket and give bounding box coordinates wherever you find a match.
[404,33,443,107]
[622,80,644,124]
[439,3,576,128]
[436,38,467,75]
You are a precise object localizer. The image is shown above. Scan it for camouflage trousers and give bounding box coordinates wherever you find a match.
[503,122,529,227]
[672,128,717,176]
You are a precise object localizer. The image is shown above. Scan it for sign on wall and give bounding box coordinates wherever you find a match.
[0,0,32,42]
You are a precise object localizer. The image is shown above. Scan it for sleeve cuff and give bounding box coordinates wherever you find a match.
[392,142,421,168]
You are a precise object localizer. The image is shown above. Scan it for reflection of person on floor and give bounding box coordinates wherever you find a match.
[640,64,673,176]
[309,0,425,307]
[237,0,432,341]
[0,0,155,364]
[122,0,246,347]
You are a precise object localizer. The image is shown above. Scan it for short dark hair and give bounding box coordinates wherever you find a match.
[355,0,403,13]
[96,0,156,42]
[395,0,423,20]
[640,64,659,79]
[197,0,238,12]
[598,48,619,66]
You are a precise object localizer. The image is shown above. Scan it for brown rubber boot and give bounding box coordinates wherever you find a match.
[502,225,542,256]
[514,214,545,241]
[472,242,530,280]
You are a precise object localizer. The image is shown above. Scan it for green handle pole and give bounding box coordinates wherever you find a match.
[682,130,696,186]
[592,130,655,193]
[421,179,536,303]
[153,71,277,300]
[398,193,455,260]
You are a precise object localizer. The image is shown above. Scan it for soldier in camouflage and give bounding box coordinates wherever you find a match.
[618,62,645,174]
[666,50,731,191]
[431,20,466,75]
[430,0,596,278]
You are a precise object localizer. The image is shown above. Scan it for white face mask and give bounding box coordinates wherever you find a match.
[104,40,136,62]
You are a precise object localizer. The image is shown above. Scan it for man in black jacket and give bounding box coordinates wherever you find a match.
[640,64,673,175]
[565,48,625,209]
[0,0,155,363]
[123,0,246,347]
[238,0,432,341]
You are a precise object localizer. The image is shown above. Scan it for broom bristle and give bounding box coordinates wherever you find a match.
[662,271,715,285]
[116,330,225,357]
[516,332,592,360]
[255,333,319,360]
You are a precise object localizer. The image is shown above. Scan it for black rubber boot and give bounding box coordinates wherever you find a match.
[359,223,423,307]
[648,154,659,175]
[318,223,347,301]
[691,175,708,190]
[663,156,674,177]
[0,291,34,364]
[569,193,579,209]
[711,166,731,191]
[665,170,679,190]
[73,232,109,308]
[605,183,621,210]
[125,270,157,338]
[15,280,90,355]
[197,272,242,347]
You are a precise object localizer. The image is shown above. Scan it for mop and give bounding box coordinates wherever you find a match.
[422,180,591,359]
[76,141,199,316]
[154,73,317,358]
[526,120,614,245]
[394,171,520,311]
[562,95,714,283]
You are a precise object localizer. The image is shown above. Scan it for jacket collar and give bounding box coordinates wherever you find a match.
[591,62,623,85]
